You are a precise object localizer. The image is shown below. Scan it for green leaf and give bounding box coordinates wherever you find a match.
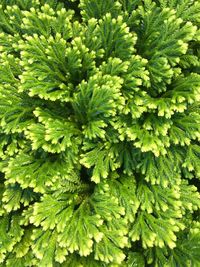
[136,5,197,64]
[2,184,38,212]
[104,175,139,222]
[147,56,174,94]
[21,4,73,38]
[3,152,81,193]
[168,229,200,267]
[0,214,24,263]
[80,0,121,20]
[29,194,75,232]
[179,181,200,211]
[136,181,181,214]
[127,252,145,267]
[94,13,137,60]
[182,144,200,178]
[25,107,81,154]
[57,205,103,256]
[5,250,33,267]
[138,151,181,187]
[129,211,182,249]
[94,235,126,264]
[80,142,121,183]
[72,72,124,125]
[31,228,67,266]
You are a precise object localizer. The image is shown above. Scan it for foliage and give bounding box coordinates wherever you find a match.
[0,0,200,266]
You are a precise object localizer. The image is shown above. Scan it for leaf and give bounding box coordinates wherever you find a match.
[127,252,145,267]
[179,181,200,211]
[170,112,200,145]
[80,0,121,20]
[3,152,82,193]
[0,4,23,34]
[72,72,124,125]
[80,142,121,183]
[21,4,73,38]
[0,214,24,263]
[129,211,181,249]
[5,251,33,267]
[31,229,67,266]
[57,204,104,256]
[136,181,181,214]
[94,13,137,60]
[90,181,127,224]
[0,133,26,159]
[25,107,81,154]
[138,151,181,187]
[30,193,104,257]
[168,230,200,267]
[165,73,200,105]
[29,194,75,232]
[136,5,197,64]
[104,175,139,222]
[13,228,33,258]
[182,144,200,178]
[147,56,174,94]
[94,233,126,264]
[2,184,38,212]
[18,34,72,101]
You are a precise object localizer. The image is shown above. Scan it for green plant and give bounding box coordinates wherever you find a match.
[0,0,200,266]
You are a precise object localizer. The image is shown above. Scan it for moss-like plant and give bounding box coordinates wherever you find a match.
[0,0,200,266]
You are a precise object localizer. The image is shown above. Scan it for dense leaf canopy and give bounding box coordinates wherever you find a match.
[0,0,200,266]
